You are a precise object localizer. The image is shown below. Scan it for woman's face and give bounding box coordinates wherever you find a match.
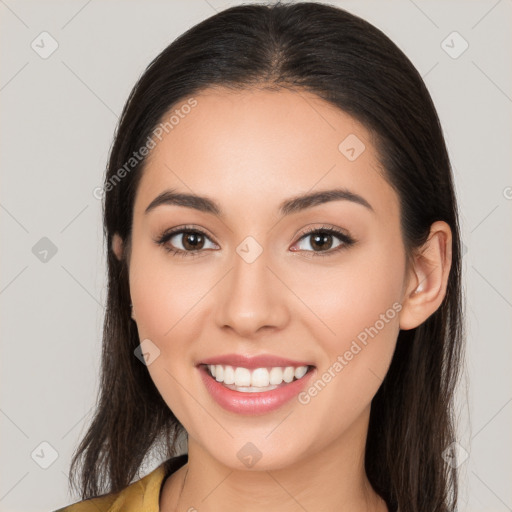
[125,87,411,469]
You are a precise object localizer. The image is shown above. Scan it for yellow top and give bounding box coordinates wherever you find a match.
[53,455,188,512]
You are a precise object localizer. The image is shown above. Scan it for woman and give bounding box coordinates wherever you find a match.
[55,2,465,511]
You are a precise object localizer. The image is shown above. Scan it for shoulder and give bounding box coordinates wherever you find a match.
[52,456,188,512]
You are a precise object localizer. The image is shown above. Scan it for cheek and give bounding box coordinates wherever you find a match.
[293,275,402,424]
[292,239,404,378]
[128,246,204,418]
[127,246,214,412]
[128,242,205,338]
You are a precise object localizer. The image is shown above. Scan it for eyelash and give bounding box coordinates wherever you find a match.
[154,224,356,259]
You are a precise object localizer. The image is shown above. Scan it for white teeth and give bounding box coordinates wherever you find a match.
[269,367,283,385]
[234,367,251,386]
[223,365,235,385]
[228,384,278,393]
[251,368,269,387]
[207,364,310,388]
[294,366,308,379]
[283,366,295,383]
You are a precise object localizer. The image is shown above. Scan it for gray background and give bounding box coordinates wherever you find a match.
[1,1,511,511]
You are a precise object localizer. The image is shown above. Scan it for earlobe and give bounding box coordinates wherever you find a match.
[112,233,124,261]
[399,221,452,330]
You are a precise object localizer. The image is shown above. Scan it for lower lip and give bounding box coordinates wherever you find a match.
[198,364,316,415]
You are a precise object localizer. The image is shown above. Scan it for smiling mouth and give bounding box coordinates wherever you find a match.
[201,363,315,393]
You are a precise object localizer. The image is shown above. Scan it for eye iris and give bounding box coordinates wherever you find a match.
[310,232,332,251]
[183,232,204,250]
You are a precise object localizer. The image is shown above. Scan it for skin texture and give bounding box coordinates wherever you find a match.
[112,87,452,512]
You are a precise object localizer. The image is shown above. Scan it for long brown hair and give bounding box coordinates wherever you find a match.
[68,3,466,511]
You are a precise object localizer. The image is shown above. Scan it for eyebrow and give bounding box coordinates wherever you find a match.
[144,187,374,217]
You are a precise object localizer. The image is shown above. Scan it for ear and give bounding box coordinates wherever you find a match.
[111,233,136,320]
[112,232,124,261]
[399,221,452,330]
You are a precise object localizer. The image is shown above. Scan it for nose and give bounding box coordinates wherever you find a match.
[215,249,290,338]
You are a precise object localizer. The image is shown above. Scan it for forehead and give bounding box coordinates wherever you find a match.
[134,87,398,220]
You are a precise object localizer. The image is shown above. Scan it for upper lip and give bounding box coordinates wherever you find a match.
[198,353,314,369]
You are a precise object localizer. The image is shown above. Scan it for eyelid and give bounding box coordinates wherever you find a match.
[294,223,352,241]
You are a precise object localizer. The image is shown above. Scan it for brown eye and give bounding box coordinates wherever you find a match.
[291,226,356,257]
[308,232,336,251]
[179,231,206,251]
[155,226,218,257]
